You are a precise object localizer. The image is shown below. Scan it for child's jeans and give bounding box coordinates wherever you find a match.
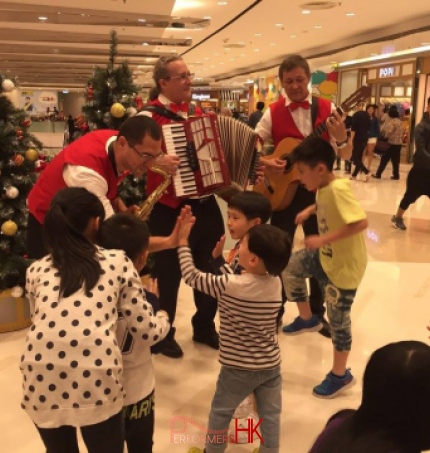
[205,365,281,453]
[284,249,357,352]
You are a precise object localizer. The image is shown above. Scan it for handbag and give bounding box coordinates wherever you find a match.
[375,136,390,154]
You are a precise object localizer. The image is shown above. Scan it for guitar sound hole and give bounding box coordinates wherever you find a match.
[282,156,293,173]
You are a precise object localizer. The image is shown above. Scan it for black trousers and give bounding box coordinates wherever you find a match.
[351,139,370,177]
[27,212,47,259]
[148,196,224,337]
[399,166,430,211]
[376,144,402,179]
[123,391,155,453]
[271,185,325,318]
[36,411,124,453]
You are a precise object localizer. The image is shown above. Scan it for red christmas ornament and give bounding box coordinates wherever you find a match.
[11,154,24,166]
[135,95,144,110]
[16,128,24,139]
[21,118,32,128]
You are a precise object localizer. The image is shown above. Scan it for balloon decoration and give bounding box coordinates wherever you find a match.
[311,70,339,103]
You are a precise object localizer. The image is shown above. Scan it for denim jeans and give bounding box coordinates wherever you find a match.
[205,365,282,453]
[283,249,357,352]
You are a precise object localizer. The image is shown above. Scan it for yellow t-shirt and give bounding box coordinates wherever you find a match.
[316,178,367,289]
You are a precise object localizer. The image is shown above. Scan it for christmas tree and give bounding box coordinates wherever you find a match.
[81,30,142,132]
[0,76,42,294]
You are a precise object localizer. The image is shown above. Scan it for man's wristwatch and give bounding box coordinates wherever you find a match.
[336,138,348,149]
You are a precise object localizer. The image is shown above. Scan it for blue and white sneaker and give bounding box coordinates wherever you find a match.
[313,369,355,399]
[282,315,322,335]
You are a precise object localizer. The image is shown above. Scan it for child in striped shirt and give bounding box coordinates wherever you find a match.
[177,212,291,453]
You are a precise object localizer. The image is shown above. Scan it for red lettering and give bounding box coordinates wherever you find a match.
[234,418,264,444]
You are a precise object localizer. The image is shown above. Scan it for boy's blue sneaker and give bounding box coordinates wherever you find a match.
[282,315,322,335]
[313,369,355,399]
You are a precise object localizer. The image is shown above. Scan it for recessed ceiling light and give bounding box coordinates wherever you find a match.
[39,16,48,20]
[290,34,297,38]
[270,43,276,46]
[217,1,228,5]
[203,16,211,19]
[138,18,146,22]
[346,12,355,16]
[254,33,262,37]
[219,62,225,64]
[370,53,378,56]
[240,54,246,57]
[204,57,210,60]
[142,42,149,46]
[214,53,219,56]
[302,9,311,14]
[275,23,283,27]
[421,42,430,46]
[314,25,323,29]
[254,49,260,52]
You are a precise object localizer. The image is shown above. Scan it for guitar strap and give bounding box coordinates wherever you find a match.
[139,105,186,122]
[311,96,319,131]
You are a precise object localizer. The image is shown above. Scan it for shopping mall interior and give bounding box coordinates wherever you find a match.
[1,1,430,452]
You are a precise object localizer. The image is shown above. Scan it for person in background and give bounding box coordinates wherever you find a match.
[141,56,224,358]
[373,105,404,180]
[220,107,233,117]
[309,341,430,453]
[67,114,75,144]
[26,115,180,260]
[283,137,367,399]
[350,103,371,181]
[391,97,430,230]
[248,101,265,129]
[97,213,171,453]
[256,54,352,339]
[364,104,380,170]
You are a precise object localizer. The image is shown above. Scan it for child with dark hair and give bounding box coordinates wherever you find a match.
[178,212,291,453]
[282,137,368,399]
[20,187,169,453]
[97,213,170,453]
[309,341,430,453]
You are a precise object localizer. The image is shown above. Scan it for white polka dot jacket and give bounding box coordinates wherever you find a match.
[20,247,170,428]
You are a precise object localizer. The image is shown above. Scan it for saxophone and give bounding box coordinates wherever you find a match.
[135,166,171,219]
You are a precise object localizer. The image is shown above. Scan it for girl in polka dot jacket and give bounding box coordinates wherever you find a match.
[20,187,170,453]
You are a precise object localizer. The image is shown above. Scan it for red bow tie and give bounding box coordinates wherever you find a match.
[170,103,188,114]
[289,101,311,111]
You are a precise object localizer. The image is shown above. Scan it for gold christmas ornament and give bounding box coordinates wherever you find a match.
[1,220,18,236]
[5,186,19,199]
[25,148,39,162]
[110,102,126,118]
[11,286,24,298]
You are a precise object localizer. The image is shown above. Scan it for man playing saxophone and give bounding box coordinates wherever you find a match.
[27,115,180,259]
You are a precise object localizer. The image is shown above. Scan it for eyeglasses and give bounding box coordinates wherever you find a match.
[165,72,194,82]
[128,142,163,162]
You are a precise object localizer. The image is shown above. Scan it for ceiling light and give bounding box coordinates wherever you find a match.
[254,33,262,37]
[275,23,283,27]
[302,9,311,14]
[314,25,323,29]
[270,43,276,46]
[421,42,430,46]
[290,34,297,38]
[138,18,146,22]
[203,16,211,19]
[254,49,260,52]
[346,12,355,16]
[142,42,149,46]
[217,1,228,5]
[39,16,48,20]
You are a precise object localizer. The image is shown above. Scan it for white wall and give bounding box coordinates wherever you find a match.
[59,92,86,117]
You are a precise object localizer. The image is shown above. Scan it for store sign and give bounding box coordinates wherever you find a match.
[379,67,395,78]
[192,93,210,100]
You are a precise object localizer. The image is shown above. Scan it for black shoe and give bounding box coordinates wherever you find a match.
[372,174,381,179]
[161,336,184,358]
[193,330,219,350]
[318,317,332,338]
[390,176,400,180]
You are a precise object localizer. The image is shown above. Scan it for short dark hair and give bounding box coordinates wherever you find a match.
[256,101,265,111]
[427,96,430,107]
[228,191,271,224]
[294,137,336,171]
[117,115,162,145]
[278,54,311,80]
[388,105,399,118]
[97,214,150,262]
[246,224,291,276]
[153,56,183,90]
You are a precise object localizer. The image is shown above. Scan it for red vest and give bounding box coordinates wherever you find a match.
[146,99,191,209]
[28,130,119,223]
[270,97,332,148]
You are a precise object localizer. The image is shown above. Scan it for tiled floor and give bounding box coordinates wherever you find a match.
[1,162,430,452]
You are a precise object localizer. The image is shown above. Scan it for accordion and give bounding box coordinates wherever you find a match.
[162,114,260,200]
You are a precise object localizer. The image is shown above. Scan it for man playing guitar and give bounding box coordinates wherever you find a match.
[257,54,352,337]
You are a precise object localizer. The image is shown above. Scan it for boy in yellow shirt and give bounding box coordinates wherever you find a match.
[282,137,368,399]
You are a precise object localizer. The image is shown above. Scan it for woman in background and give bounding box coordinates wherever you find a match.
[364,104,380,170]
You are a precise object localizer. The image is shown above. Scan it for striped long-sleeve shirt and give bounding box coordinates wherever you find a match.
[178,246,283,370]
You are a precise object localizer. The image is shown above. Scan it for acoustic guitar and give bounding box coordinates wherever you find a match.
[253,86,372,211]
